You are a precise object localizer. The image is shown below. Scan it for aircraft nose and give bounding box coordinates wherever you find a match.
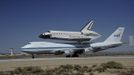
[21,45,30,52]
[21,45,28,49]
[21,43,31,49]
[39,34,44,38]
[39,33,51,39]
[21,45,31,53]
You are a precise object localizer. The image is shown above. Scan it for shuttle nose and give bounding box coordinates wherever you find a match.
[39,32,51,39]
[39,34,45,38]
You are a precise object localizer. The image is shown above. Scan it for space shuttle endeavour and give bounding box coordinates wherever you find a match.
[39,20,101,42]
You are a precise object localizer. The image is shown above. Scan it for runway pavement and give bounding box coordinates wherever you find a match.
[0,56,134,62]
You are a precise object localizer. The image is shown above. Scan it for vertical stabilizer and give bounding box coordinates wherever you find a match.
[81,20,94,33]
[104,27,125,43]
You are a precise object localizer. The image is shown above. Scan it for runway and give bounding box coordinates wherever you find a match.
[0,56,134,62]
[0,56,134,71]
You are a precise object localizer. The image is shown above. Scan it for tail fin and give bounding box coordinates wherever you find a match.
[81,20,94,33]
[104,27,125,43]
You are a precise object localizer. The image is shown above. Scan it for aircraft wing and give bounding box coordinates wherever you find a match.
[52,48,86,57]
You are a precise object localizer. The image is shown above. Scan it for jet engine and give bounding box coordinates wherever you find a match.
[64,49,74,57]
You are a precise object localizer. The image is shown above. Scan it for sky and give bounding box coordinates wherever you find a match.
[0,0,134,53]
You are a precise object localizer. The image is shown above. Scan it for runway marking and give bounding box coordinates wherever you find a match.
[0,56,134,62]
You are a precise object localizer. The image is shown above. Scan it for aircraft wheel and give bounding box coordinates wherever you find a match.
[32,54,35,59]
[72,54,79,57]
[66,55,71,57]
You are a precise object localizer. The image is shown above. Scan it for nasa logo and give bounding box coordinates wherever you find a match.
[114,34,120,37]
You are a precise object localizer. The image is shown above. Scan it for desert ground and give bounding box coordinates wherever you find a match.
[0,56,134,71]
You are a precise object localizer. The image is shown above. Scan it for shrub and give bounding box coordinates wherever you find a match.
[0,62,126,75]
[14,67,23,74]
[89,72,94,75]
[13,66,44,75]
[59,64,73,70]
[91,64,97,68]
[87,68,92,72]
[74,71,84,75]
[0,71,13,75]
[100,61,123,69]
[61,71,73,75]
[82,65,89,72]
[44,69,54,75]
[73,65,82,71]
[95,66,106,72]
[118,68,134,75]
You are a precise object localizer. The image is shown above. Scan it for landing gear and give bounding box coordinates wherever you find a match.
[66,53,79,57]
[66,55,71,57]
[31,54,35,59]
[72,53,79,57]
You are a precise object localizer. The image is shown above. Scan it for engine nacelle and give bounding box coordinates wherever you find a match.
[64,49,74,56]
[84,47,104,54]
[54,51,64,55]
[84,48,90,52]
[84,47,94,53]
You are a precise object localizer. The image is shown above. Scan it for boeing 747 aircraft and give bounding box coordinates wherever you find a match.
[39,20,101,42]
[22,27,125,58]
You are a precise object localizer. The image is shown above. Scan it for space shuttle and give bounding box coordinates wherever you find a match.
[39,20,101,42]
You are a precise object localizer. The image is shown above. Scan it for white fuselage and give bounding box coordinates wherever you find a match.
[39,20,100,42]
[21,41,123,55]
[39,30,101,41]
[21,42,90,54]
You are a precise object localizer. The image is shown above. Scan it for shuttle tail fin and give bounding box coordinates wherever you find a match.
[81,20,94,33]
[104,27,125,43]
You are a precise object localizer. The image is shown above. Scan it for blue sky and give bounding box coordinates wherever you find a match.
[0,0,134,53]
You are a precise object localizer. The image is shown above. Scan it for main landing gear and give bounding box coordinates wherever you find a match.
[31,54,35,59]
[66,53,79,57]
